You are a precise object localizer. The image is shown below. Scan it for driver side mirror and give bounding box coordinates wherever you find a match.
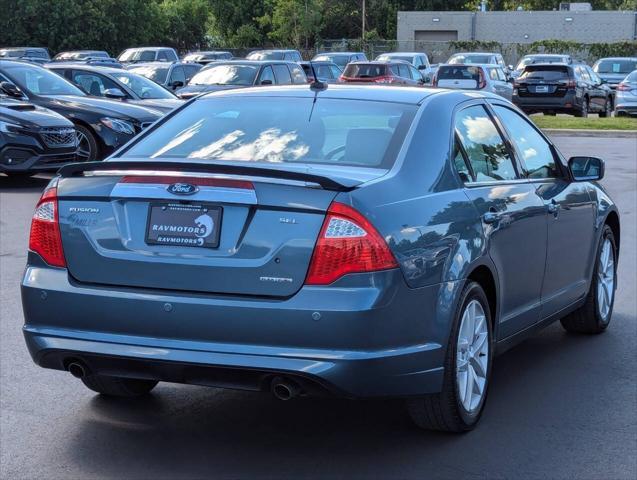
[260,79,273,85]
[0,81,26,99]
[169,80,184,89]
[569,156,605,181]
[103,88,126,99]
[417,64,427,70]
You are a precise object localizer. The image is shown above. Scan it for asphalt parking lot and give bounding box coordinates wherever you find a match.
[1,135,636,480]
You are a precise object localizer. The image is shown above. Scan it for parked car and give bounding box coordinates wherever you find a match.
[127,62,202,91]
[375,52,434,82]
[182,51,233,66]
[117,47,178,65]
[513,63,614,117]
[512,54,573,79]
[175,60,307,99]
[246,49,302,62]
[0,60,162,161]
[47,64,183,113]
[312,52,367,69]
[0,47,50,64]
[447,52,510,76]
[1,95,76,176]
[339,61,425,86]
[434,64,513,100]
[299,61,341,83]
[21,84,619,433]
[592,57,637,90]
[615,70,637,117]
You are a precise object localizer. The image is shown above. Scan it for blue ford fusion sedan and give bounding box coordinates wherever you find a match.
[22,85,620,432]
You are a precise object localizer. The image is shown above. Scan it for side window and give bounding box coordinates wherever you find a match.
[330,65,342,78]
[157,50,169,61]
[272,64,292,84]
[257,65,275,84]
[72,72,118,96]
[169,66,186,85]
[184,65,200,82]
[577,66,591,82]
[488,68,499,81]
[289,64,306,84]
[496,68,507,81]
[390,65,400,76]
[140,50,156,62]
[409,65,421,80]
[316,64,332,80]
[453,136,472,182]
[494,106,559,179]
[454,105,518,182]
[413,56,422,67]
[398,64,410,78]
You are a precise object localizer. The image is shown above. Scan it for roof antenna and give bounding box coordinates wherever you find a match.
[308,79,327,121]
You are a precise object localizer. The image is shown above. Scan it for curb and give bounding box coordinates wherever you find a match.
[543,128,637,138]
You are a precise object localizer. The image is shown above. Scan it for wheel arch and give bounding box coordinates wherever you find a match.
[605,210,620,255]
[71,118,104,154]
[467,264,498,330]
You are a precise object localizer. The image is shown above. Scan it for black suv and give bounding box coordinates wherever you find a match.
[513,63,614,117]
[0,60,163,161]
[1,95,76,176]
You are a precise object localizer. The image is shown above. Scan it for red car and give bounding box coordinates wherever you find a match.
[339,61,424,86]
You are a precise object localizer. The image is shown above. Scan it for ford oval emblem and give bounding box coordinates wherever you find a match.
[167,183,199,195]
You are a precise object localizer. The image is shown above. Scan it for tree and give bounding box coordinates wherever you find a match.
[159,0,211,51]
[261,0,322,48]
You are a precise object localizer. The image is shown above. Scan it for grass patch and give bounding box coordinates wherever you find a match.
[531,115,637,131]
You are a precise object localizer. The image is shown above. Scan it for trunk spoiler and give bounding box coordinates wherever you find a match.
[58,160,353,192]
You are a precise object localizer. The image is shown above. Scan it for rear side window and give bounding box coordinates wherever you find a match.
[397,64,410,78]
[140,50,156,62]
[273,64,292,84]
[454,105,517,182]
[343,64,387,78]
[169,66,186,85]
[438,66,481,81]
[494,106,559,179]
[257,66,275,84]
[488,68,499,81]
[289,64,306,84]
[122,97,417,169]
[520,66,569,81]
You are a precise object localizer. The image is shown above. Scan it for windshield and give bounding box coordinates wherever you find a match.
[625,71,637,82]
[246,51,283,60]
[119,50,156,62]
[449,54,492,65]
[128,65,169,83]
[2,64,85,96]
[0,49,25,58]
[516,56,566,70]
[120,97,416,168]
[594,59,637,74]
[314,54,350,67]
[114,72,175,99]
[190,65,258,86]
[377,55,414,64]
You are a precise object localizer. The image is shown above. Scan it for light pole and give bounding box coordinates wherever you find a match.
[362,0,366,40]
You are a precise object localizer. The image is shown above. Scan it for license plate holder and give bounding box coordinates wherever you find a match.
[145,203,222,248]
[535,85,549,93]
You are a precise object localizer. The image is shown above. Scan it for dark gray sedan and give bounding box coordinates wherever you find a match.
[21,85,619,432]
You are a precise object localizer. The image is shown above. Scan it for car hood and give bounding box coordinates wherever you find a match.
[176,84,246,98]
[39,95,164,121]
[126,98,183,113]
[0,99,73,129]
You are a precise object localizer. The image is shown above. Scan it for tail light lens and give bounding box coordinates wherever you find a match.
[617,82,630,91]
[28,181,66,267]
[565,79,577,89]
[305,202,398,285]
[374,76,394,84]
[432,73,438,87]
[477,68,487,89]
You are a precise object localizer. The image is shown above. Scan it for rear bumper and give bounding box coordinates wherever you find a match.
[22,266,455,397]
[615,102,637,116]
[513,91,580,112]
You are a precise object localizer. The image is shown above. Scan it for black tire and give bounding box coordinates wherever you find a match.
[81,374,158,397]
[574,98,589,118]
[3,171,33,178]
[598,97,612,118]
[74,124,99,162]
[407,281,493,432]
[543,112,557,116]
[561,225,617,334]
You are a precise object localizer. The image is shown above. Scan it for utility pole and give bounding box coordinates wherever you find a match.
[362,0,366,40]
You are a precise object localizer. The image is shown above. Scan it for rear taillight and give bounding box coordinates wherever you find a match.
[28,181,66,267]
[617,82,630,91]
[565,79,577,89]
[305,202,397,285]
[432,73,438,87]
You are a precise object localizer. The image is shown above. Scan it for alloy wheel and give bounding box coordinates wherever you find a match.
[456,299,489,413]
[597,238,615,322]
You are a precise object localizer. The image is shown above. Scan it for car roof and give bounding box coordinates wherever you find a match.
[438,63,499,68]
[199,84,438,104]
[315,52,363,56]
[122,47,173,51]
[595,56,637,61]
[377,52,423,56]
[47,63,126,75]
[299,60,338,65]
[524,53,568,57]
[127,62,175,67]
[249,49,299,53]
[202,60,298,67]
[523,62,571,68]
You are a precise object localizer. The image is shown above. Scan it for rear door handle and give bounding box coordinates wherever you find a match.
[547,200,560,216]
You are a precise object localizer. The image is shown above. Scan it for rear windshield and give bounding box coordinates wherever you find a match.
[516,56,566,69]
[247,51,284,60]
[519,66,570,81]
[342,64,388,78]
[189,65,257,86]
[377,54,415,64]
[120,97,416,168]
[314,54,350,67]
[128,65,169,83]
[437,65,481,80]
[594,59,637,74]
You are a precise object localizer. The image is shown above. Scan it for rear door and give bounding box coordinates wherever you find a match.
[272,64,292,85]
[456,103,547,338]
